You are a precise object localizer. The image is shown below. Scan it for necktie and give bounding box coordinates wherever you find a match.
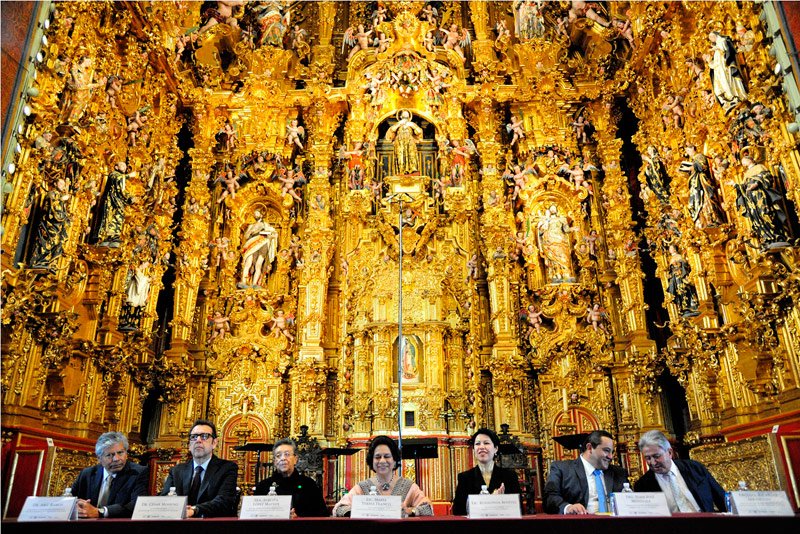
[668,472,694,512]
[97,474,113,508]
[188,465,203,505]
[593,469,608,513]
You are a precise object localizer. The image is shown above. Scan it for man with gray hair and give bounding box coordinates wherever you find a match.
[634,429,727,512]
[253,437,328,517]
[71,432,149,518]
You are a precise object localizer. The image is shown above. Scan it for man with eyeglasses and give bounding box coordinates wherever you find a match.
[160,419,238,517]
[70,431,149,518]
[253,437,328,517]
[634,429,727,513]
[543,430,629,514]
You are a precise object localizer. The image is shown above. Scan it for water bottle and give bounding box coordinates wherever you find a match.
[737,480,748,490]
[63,487,73,496]
[609,493,618,516]
[268,483,278,496]
[167,486,177,496]
[622,482,633,493]
[479,485,489,495]
[369,485,378,495]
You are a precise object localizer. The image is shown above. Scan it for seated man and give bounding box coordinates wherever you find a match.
[160,419,239,517]
[543,430,629,514]
[71,431,149,518]
[254,437,328,517]
[634,429,727,512]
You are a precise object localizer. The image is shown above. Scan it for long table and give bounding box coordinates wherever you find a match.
[3,514,798,533]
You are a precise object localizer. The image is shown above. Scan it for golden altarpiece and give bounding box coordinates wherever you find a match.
[2,1,800,514]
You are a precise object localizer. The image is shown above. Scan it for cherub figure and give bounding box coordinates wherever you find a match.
[465,253,479,282]
[506,115,526,146]
[286,119,305,150]
[510,231,527,261]
[270,310,295,343]
[423,31,436,52]
[105,75,122,108]
[440,23,471,60]
[209,311,231,339]
[526,304,544,334]
[611,18,634,47]
[215,168,240,203]
[586,303,608,331]
[211,236,232,267]
[421,3,438,26]
[278,168,303,202]
[372,5,388,28]
[342,24,373,60]
[661,95,684,129]
[373,32,393,54]
[572,115,590,144]
[127,110,147,146]
[217,120,238,151]
[290,24,311,60]
[505,163,536,201]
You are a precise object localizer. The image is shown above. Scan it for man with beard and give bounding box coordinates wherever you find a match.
[254,438,328,517]
[160,419,238,517]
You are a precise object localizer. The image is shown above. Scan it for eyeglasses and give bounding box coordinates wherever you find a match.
[274,451,295,459]
[189,433,214,442]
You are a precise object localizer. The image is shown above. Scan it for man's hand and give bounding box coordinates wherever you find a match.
[565,503,589,514]
[76,498,102,518]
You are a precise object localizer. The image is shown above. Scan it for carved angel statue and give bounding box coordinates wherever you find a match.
[290,24,311,60]
[420,3,438,26]
[447,138,478,186]
[209,311,231,339]
[373,31,393,54]
[286,119,305,150]
[439,23,471,60]
[506,115,526,146]
[586,303,609,332]
[342,24,373,60]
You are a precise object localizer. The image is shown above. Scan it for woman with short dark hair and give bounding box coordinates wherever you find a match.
[332,435,433,517]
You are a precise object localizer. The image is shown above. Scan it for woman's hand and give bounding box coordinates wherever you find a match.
[492,482,506,495]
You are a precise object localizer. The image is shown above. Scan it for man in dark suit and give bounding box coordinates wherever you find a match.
[71,431,149,518]
[634,429,727,512]
[253,437,328,517]
[543,430,629,514]
[160,419,239,517]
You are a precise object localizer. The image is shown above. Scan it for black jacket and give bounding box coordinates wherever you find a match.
[70,461,149,518]
[254,470,328,517]
[160,455,238,517]
[633,458,727,512]
[452,465,522,516]
[543,458,629,514]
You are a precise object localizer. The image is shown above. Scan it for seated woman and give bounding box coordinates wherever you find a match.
[451,427,522,515]
[332,435,433,517]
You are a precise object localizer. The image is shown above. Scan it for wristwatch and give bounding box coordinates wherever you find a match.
[191,505,199,516]
[100,506,108,517]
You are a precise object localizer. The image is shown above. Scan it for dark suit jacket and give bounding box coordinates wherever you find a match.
[543,458,629,514]
[70,461,149,518]
[451,465,522,516]
[160,455,238,517]
[633,458,727,512]
[254,470,328,517]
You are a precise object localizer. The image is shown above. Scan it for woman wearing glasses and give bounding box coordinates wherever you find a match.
[159,419,239,517]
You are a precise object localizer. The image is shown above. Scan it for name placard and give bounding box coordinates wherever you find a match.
[467,494,521,519]
[351,494,403,519]
[729,491,794,516]
[18,496,77,522]
[131,496,187,520]
[612,492,672,516]
[239,495,292,519]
